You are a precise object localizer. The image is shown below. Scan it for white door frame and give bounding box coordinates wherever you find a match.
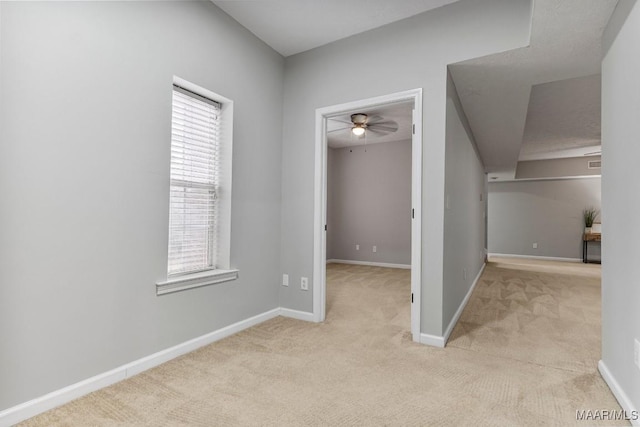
[312,88,423,342]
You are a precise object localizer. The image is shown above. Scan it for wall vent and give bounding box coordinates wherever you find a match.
[588,160,601,169]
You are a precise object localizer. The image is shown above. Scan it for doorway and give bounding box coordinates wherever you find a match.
[312,89,423,342]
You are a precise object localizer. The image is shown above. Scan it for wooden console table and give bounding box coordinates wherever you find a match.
[583,232,601,264]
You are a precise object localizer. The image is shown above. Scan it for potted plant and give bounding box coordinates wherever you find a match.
[583,207,598,233]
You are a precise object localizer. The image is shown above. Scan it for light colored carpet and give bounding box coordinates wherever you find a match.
[20,260,625,426]
[448,257,603,373]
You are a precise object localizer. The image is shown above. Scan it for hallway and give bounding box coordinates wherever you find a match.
[21,261,624,426]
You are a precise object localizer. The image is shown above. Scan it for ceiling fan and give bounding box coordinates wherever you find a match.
[328,113,399,138]
[583,149,602,156]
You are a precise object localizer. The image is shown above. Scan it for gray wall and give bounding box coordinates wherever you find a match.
[327,141,412,265]
[601,0,640,412]
[279,0,533,336]
[0,2,284,411]
[515,156,602,179]
[443,74,487,330]
[488,178,601,259]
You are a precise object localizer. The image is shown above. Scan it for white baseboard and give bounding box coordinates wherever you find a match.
[279,308,316,322]
[0,367,127,427]
[419,333,445,348]
[124,308,280,377]
[0,308,281,427]
[488,253,582,263]
[443,263,486,345]
[598,360,640,426]
[419,263,486,349]
[327,259,411,269]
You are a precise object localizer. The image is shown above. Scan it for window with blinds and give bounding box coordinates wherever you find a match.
[168,86,221,276]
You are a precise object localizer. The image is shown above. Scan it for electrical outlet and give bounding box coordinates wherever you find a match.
[533,243,538,249]
[634,339,640,371]
[300,277,309,291]
[356,244,360,250]
[463,268,467,280]
[373,246,377,253]
[282,274,289,287]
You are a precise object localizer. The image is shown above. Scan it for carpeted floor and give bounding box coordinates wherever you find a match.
[448,257,603,374]
[21,259,625,426]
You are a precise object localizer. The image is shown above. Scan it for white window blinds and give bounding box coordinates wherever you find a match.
[168,86,221,276]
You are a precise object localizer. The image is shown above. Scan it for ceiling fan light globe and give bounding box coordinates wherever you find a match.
[352,126,365,136]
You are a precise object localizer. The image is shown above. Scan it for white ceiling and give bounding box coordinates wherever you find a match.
[519,74,602,161]
[327,101,413,149]
[211,0,459,57]
[212,0,616,178]
[449,0,617,179]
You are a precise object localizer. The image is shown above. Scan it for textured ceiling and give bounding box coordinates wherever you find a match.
[520,74,601,161]
[449,0,617,179]
[211,0,459,57]
[327,101,413,149]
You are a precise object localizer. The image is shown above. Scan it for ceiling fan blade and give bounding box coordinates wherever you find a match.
[327,126,352,133]
[369,124,399,133]
[367,119,397,126]
[329,117,353,125]
[367,127,393,136]
[364,114,384,124]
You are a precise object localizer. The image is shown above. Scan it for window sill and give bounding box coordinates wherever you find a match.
[156,269,239,296]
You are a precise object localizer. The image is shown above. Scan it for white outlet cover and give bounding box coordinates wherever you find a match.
[533,243,538,249]
[373,246,377,253]
[282,274,289,287]
[356,244,359,250]
[301,277,309,291]
[635,339,640,370]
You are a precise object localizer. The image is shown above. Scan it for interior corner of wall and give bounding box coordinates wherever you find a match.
[526,0,535,48]
[602,0,638,58]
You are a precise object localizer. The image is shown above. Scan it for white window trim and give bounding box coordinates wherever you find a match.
[156,269,239,295]
[157,76,236,296]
